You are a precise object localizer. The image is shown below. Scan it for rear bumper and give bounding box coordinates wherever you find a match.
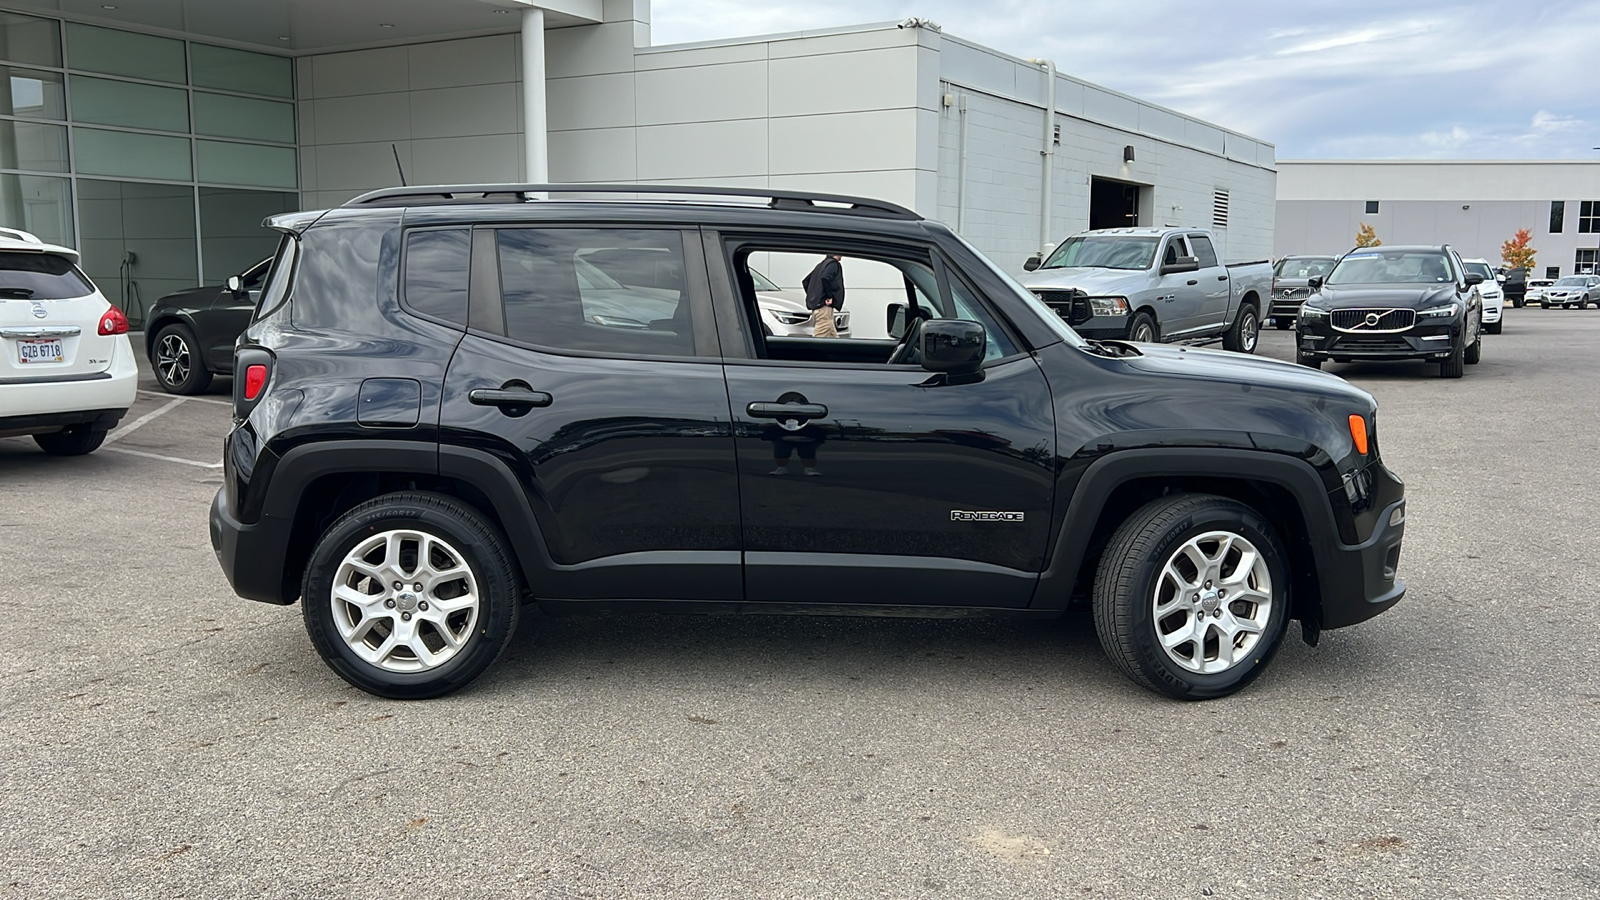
[0,335,137,420]
[0,406,125,438]
[210,484,296,605]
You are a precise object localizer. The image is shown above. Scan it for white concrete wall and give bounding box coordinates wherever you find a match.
[1276,161,1600,277]
[933,36,1277,274]
[295,0,649,208]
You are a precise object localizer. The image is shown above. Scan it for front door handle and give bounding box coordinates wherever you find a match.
[469,387,552,411]
[1217,275,1227,281]
[1186,279,1198,285]
[747,401,828,420]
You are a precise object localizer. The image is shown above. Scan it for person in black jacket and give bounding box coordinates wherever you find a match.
[802,254,845,338]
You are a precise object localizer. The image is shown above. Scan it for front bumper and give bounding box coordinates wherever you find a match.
[1318,492,1407,629]
[1296,316,1461,362]
[1268,297,1306,320]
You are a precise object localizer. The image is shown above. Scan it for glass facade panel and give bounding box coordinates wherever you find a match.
[191,43,293,99]
[0,173,72,247]
[0,12,62,68]
[65,23,187,83]
[195,140,296,189]
[3,66,65,119]
[77,179,197,324]
[0,119,69,172]
[193,92,294,143]
[69,74,190,132]
[75,128,193,181]
[199,188,296,281]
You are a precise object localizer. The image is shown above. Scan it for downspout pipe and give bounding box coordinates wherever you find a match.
[956,93,969,233]
[521,5,549,184]
[1029,58,1056,256]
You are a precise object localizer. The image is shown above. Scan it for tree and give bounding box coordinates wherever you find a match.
[1355,223,1382,247]
[1501,228,1536,271]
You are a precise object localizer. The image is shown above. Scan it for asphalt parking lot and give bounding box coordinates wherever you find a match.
[3,310,1598,899]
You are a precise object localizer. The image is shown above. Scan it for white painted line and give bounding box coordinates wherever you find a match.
[138,389,232,407]
[103,446,224,469]
[105,398,183,445]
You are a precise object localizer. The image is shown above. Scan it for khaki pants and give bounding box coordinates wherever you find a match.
[812,305,838,338]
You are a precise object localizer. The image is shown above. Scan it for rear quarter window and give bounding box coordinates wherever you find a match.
[0,251,94,300]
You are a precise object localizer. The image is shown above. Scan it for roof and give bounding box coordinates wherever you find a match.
[0,227,79,264]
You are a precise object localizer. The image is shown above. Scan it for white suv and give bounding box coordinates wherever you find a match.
[1463,258,1504,334]
[0,227,137,455]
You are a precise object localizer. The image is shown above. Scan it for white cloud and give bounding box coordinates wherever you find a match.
[649,0,1600,159]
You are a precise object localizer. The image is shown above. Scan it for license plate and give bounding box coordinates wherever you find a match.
[18,338,64,364]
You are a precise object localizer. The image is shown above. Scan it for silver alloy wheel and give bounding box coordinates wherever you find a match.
[156,333,191,387]
[1240,309,1259,352]
[1133,321,1154,342]
[330,529,481,672]
[1151,530,1273,675]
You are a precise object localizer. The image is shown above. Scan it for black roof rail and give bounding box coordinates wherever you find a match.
[341,183,922,220]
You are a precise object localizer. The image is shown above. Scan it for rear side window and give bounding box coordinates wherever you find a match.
[1190,235,1219,267]
[0,251,93,300]
[401,228,469,326]
[494,228,699,358]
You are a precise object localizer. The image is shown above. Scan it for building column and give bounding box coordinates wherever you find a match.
[521,5,548,183]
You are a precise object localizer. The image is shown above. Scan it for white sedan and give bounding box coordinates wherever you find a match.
[0,227,137,455]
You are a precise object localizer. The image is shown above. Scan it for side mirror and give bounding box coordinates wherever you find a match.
[1022,254,1042,272]
[1464,274,1484,286]
[886,302,908,340]
[1159,256,1200,275]
[225,275,244,294]
[1307,276,1323,291]
[920,319,985,376]
[1495,273,1506,283]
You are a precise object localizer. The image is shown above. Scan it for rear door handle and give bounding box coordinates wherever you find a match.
[747,401,828,419]
[1186,279,1198,285]
[1217,275,1227,281]
[469,388,552,408]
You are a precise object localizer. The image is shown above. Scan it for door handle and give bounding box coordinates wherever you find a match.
[469,388,552,409]
[1217,275,1227,281]
[747,401,828,419]
[1186,279,1198,285]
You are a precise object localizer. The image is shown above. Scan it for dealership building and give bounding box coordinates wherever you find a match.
[0,0,1276,330]
[1276,159,1600,278]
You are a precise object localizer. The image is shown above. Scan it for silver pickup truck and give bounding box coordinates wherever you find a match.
[1021,227,1273,353]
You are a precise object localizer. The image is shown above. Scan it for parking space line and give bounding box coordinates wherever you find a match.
[105,398,184,445]
[102,446,224,469]
[138,389,232,407]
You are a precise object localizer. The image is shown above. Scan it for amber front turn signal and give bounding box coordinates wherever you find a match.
[1348,414,1369,455]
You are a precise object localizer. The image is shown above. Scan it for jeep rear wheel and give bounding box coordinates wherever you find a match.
[1092,494,1291,700]
[301,492,520,699]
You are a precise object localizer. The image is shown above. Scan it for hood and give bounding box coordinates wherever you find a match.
[1125,342,1372,403]
[756,290,808,311]
[1023,266,1150,296]
[1307,283,1457,309]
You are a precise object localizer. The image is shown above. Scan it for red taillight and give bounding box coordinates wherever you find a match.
[243,364,268,400]
[98,306,129,336]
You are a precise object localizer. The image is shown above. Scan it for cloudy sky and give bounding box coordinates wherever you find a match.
[651,0,1599,160]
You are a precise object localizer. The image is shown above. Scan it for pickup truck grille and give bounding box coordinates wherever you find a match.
[1332,308,1416,333]
[1034,290,1090,325]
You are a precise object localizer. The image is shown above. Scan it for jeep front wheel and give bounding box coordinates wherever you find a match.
[301,492,521,699]
[1092,494,1290,700]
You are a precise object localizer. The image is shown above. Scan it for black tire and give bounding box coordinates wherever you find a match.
[1540,301,1550,309]
[33,425,108,456]
[1512,298,1524,308]
[1222,303,1260,354]
[1298,355,1321,370]
[1128,311,1158,343]
[1464,332,1481,364]
[1484,319,1502,335]
[301,492,521,699]
[1092,493,1292,700]
[1439,339,1464,378]
[1272,317,1292,330]
[152,323,213,395]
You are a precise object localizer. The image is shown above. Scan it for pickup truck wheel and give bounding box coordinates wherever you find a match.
[1223,303,1260,354]
[1129,312,1158,343]
[1092,494,1290,700]
[301,492,521,699]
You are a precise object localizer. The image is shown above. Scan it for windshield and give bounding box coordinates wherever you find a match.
[1555,276,1587,286]
[0,251,94,300]
[1463,261,1495,280]
[953,233,1086,348]
[749,268,781,292]
[1326,250,1455,285]
[1041,236,1158,270]
[1273,257,1335,279]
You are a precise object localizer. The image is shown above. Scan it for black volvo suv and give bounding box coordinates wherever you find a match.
[210,184,1407,701]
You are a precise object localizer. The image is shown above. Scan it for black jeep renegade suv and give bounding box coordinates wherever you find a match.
[209,184,1407,701]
